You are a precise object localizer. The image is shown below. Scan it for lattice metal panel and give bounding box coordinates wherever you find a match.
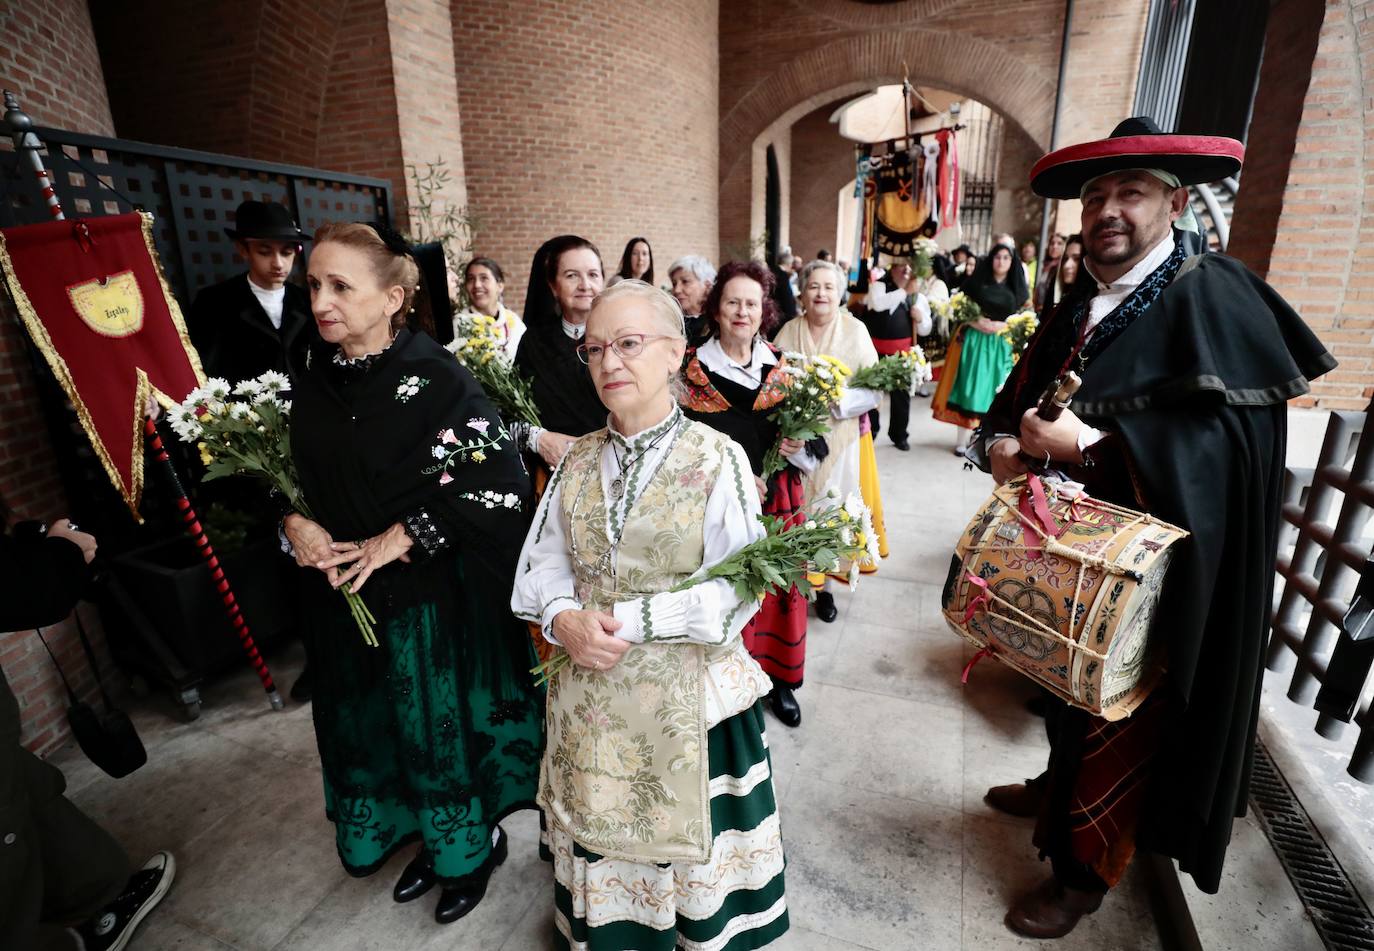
[1268,410,1374,782]
[0,127,392,308]
[164,163,292,296]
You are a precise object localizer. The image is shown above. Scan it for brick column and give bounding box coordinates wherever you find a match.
[452,0,719,311]
[94,0,467,232]
[1230,0,1365,409]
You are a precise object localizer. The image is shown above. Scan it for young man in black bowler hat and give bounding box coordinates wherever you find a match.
[186,200,315,384]
[186,200,318,702]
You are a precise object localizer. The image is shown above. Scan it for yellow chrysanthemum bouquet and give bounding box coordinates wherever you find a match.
[446,314,540,426]
[760,353,851,477]
[999,310,1040,360]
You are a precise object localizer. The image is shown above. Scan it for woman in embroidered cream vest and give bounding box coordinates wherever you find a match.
[512,279,789,950]
[773,260,890,624]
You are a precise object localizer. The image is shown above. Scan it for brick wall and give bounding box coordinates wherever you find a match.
[452,0,720,313]
[1231,0,1364,410]
[0,0,121,757]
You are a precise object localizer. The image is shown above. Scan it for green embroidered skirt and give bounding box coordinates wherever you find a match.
[550,701,789,950]
[307,553,543,884]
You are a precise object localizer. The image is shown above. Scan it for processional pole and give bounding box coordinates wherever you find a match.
[2,91,283,711]
[1039,0,1077,275]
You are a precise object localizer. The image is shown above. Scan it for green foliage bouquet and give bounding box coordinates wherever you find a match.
[531,493,878,685]
[847,347,932,394]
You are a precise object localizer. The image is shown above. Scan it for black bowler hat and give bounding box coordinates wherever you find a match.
[224,200,312,242]
[1030,116,1245,200]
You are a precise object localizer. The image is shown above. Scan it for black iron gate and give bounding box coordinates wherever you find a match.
[0,126,392,305]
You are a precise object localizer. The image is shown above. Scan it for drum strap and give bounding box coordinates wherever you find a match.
[1017,474,1063,557]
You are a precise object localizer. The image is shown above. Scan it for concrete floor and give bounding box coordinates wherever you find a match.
[48,403,1323,950]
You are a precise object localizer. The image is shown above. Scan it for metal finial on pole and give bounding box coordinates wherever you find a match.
[3,90,64,220]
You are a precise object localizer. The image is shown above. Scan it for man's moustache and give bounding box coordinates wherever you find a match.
[1092,220,1132,238]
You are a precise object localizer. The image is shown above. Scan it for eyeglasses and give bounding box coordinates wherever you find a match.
[576,333,675,365]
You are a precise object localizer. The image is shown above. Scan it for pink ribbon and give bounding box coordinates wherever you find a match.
[962,646,994,684]
[963,571,990,622]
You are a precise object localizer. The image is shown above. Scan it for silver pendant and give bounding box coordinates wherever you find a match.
[609,477,625,500]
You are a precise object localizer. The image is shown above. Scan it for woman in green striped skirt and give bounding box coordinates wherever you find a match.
[513,279,789,949]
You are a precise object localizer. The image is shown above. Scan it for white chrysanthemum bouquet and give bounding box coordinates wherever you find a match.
[170,372,378,645]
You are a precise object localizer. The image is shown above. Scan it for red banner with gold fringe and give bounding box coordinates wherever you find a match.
[0,212,204,518]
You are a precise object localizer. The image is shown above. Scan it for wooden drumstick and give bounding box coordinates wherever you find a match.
[1018,371,1083,468]
[1035,371,1082,423]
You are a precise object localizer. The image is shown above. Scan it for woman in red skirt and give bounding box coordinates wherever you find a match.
[680,261,816,727]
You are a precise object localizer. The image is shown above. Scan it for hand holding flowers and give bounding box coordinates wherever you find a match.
[171,372,379,645]
[532,494,878,684]
[761,353,851,477]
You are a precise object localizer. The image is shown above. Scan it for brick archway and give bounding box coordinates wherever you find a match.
[719,28,1057,251]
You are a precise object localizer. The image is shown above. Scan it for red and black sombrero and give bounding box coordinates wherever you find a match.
[1030,116,1244,200]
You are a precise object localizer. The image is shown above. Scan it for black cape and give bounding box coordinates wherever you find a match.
[187,274,316,382]
[512,319,605,437]
[977,250,1335,892]
[291,330,534,673]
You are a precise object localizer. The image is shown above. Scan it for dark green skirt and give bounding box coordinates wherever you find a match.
[551,701,789,950]
[309,558,543,885]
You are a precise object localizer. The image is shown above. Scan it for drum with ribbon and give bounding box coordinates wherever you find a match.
[942,474,1188,719]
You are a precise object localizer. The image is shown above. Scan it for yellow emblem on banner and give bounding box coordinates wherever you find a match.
[67,270,144,337]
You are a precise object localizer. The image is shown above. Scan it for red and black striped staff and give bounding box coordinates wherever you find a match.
[144,419,284,710]
[4,91,64,220]
[6,92,282,710]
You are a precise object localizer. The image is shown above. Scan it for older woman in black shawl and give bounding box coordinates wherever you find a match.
[512,235,608,471]
[931,243,1030,450]
[284,223,542,925]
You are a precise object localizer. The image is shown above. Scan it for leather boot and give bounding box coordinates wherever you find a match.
[984,776,1046,818]
[1005,876,1104,938]
[769,685,802,728]
[392,853,435,903]
[435,826,507,924]
[814,590,838,623]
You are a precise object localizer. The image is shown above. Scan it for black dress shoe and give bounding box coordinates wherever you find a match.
[393,853,435,903]
[290,664,313,703]
[814,591,838,623]
[769,686,802,727]
[892,438,910,451]
[435,827,507,924]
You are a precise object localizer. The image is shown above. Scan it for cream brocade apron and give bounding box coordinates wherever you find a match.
[539,422,753,865]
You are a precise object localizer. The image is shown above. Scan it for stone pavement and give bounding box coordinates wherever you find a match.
[48,403,1319,950]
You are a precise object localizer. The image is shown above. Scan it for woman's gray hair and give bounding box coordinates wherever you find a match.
[800,258,846,288]
[668,254,717,285]
[590,279,688,402]
[591,278,686,338]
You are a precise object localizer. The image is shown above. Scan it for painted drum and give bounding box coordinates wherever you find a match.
[942,474,1189,720]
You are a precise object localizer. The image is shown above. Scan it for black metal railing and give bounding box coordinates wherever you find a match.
[0,126,392,306]
[1268,409,1374,783]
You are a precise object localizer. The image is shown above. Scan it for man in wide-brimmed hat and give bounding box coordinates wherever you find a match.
[969,117,1336,937]
[186,199,315,385]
